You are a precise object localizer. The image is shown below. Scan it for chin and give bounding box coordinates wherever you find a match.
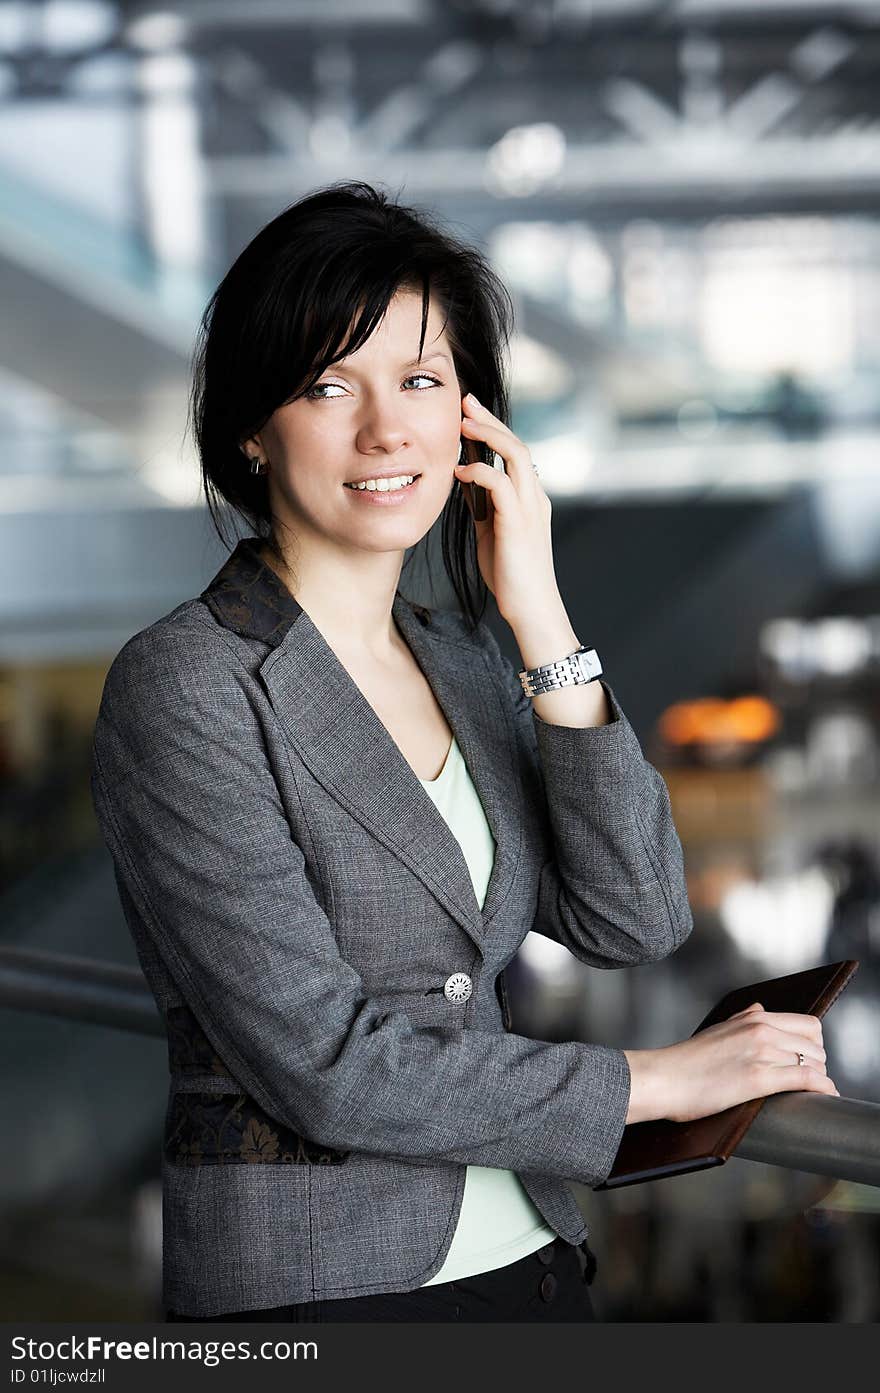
[355,526,432,551]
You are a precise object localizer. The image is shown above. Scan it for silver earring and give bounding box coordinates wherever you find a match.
[249,456,267,475]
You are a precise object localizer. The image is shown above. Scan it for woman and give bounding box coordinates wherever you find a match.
[90,181,837,1323]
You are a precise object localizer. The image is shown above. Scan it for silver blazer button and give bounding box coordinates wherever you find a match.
[444,973,472,1004]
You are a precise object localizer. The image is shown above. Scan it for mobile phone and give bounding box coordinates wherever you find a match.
[460,436,489,522]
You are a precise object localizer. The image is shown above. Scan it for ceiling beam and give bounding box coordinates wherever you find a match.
[205,131,880,202]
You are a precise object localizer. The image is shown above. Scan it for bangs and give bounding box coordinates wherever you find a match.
[283,261,446,405]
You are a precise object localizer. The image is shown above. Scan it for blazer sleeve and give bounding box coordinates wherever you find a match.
[474,619,693,968]
[90,623,632,1189]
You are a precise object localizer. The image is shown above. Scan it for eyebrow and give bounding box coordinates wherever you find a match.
[332,350,452,370]
[403,351,451,367]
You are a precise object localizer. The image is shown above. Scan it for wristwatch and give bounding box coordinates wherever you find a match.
[518,644,603,698]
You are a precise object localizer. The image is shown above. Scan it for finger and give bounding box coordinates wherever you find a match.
[748,1014,826,1064]
[460,406,517,445]
[453,459,516,514]
[461,392,517,438]
[460,416,531,475]
[774,1066,839,1096]
[759,1010,824,1045]
[460,401,536,485]
[766,1041,827,1070]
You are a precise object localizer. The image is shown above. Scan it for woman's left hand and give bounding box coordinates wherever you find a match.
[455,393,561,627]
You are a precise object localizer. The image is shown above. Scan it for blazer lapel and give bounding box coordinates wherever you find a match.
[388,597,523,937]
[201,538,523,956]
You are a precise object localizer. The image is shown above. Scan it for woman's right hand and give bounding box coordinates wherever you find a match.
[624,1002,840,1125]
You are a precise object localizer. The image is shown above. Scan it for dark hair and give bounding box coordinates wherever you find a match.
[188,179,515,632]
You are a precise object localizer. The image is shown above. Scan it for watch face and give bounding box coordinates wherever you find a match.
[577,649,603,680]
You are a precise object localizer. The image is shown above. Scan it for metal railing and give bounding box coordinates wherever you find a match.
[0,944,165,1037]
[2,944,878,1187]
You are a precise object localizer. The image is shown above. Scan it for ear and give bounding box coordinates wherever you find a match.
[239,432,264,459]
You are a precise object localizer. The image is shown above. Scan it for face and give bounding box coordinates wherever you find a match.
[244,289,463,563]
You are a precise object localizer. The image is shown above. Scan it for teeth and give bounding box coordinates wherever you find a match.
[344,475,416,492]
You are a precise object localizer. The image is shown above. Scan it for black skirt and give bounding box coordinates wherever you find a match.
[166,1235,598,1323]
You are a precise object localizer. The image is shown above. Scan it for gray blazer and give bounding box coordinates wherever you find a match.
[90,535,693,1317]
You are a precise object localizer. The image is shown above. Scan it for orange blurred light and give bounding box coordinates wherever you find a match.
[658,695,781,746]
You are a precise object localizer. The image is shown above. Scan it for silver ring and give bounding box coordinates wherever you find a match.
[797,1052,805,1066]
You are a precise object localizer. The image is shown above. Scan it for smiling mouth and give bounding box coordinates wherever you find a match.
[342,473,422,492]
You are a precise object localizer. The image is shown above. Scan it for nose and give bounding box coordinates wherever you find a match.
[354,395,411,456]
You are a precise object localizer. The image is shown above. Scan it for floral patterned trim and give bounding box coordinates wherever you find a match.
[166,1002,237,1079]
[164,1001,349,1165]
[165,1091,350,1167]
[199,536,302,648]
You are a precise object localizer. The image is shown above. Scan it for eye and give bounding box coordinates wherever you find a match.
[305,372,443,400]
[305,382,345,399]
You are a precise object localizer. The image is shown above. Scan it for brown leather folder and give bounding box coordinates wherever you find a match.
[593,959,859,1190]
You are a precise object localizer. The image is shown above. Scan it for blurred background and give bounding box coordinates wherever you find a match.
[1,0,879,1323]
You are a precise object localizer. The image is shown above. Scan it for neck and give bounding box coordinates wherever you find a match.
[260,543,406,663]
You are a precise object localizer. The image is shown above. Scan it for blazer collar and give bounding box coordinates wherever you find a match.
[199,538,523,954]
[199,535,307,647]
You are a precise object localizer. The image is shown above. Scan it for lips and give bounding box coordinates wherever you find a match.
[342,473,423,503]
[342,474,421,491]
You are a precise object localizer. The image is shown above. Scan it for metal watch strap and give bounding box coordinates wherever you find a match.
[518,644,603,698]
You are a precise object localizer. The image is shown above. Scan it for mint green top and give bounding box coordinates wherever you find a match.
[416,733,557,1286]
